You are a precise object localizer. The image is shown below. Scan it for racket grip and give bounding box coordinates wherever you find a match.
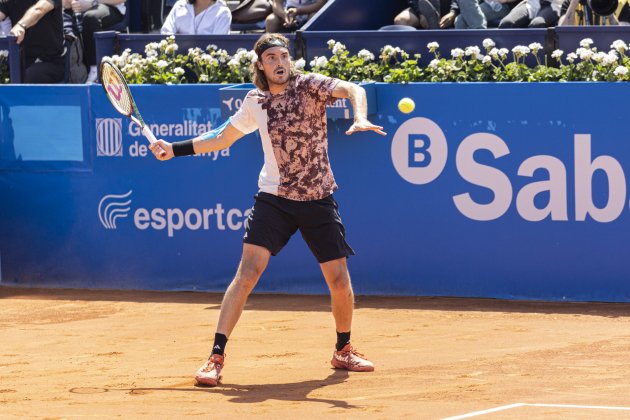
[141,125,157,144]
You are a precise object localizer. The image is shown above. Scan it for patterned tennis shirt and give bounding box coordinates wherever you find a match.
[230,73,340,201]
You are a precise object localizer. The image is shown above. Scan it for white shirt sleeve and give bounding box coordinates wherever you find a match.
[230,92,258,135]
[214,9,232,34]
[160,5,178,35]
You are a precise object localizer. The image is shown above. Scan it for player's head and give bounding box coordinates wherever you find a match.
[251,34,298,91]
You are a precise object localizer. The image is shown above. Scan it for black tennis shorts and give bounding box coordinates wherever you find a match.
[243,192,355,263]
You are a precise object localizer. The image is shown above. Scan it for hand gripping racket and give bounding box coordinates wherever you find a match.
[100,57,158,145]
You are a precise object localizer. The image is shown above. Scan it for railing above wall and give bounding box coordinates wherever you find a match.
[0,36,23,84]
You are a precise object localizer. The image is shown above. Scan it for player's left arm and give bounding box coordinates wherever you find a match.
[332,80,386,136]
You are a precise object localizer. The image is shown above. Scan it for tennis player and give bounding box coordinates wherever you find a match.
[150,33,386,387]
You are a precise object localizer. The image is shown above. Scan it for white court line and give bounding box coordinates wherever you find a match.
[528,403,630,411]
[441,403,526,419]
[442,402,630,420]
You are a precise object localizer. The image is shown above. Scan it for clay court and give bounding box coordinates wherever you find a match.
[2,286,630,419]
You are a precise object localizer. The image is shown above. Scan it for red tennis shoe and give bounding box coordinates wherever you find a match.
[331,344,374,372]
[195,354,224,386]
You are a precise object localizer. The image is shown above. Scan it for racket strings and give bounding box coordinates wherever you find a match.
[101,63,133,116]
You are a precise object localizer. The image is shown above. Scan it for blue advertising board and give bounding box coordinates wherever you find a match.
[1,82,630,301]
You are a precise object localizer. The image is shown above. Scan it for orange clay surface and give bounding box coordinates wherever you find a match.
[2,286,630,419]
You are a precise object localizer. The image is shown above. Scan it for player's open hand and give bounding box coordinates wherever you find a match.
[150,140,173,161]
[346,118,387,136]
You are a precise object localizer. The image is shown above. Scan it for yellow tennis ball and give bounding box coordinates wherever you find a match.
[398,97,415,114]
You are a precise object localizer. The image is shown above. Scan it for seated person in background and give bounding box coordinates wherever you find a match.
[70,0,126,83]
[0,0,65,83]
[558,0,630,24]
[0,15,10,35]
[393,0,442,29]
[161,0,231,35]
[265,0,327,32]
[452,0,487,28]
[498,0,562,27]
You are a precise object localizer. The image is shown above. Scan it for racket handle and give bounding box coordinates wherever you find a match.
[141,125,157,144]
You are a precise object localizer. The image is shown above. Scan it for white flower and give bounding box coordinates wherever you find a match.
[465,46,481,56]
[592,51,607,63]
[156,60,168,69]
[482,38,495,50]
[551,49,563,59]
[512,45,530,57]
[603,52,618,66]
[294,58,305,69]
[381,45,396,58]
[482,55,492,64]
[529,42,543,53]
[613,66,628,76]
[173,67,185,76]
[489,48,499,59]
[428,58,439,69]
[165,43,178,55]
[357,49,375,61]
[0,50,8,58]
[227,58,239,67]
[566,52,577,63]
[451,48,464,58]
[246,51,258,63]
[611,40,627,53]
[427,41,439,51]
[578,47,593,61]
[498,48,509,58]
[315,56,328,68]
[327,39,335,48]
[580,38,594,48]
[332,42,346,55]
[383,74,393,82]
[591,70,599,79]
[207,44,218,51]
[199,74,209,82]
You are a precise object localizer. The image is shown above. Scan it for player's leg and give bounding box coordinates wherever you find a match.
[320,257,353,334]
[297,195,373,372]
[216,243,271,337]
[195,243,270,387]
[195,192,296,386]
[320,259,373,372]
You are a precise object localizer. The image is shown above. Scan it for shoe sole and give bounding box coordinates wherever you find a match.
[330,359,375,372]
[194,375,221,387]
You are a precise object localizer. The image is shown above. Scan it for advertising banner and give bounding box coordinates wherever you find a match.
[1,83,629,301]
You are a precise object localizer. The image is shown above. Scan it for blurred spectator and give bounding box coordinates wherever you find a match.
[71,0,126,83]
[0,0,65,83]
[453,0,488,28]
[559,0,630,24]
[62,0,87,82]
[161,0,231,35]
[266,0,327,32]
[393,0,442,29]
[498,0,562,27]
[0,15,10,35]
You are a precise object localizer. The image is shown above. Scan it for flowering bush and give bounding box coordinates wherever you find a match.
[2,35,626,85]
[0,50,9,84]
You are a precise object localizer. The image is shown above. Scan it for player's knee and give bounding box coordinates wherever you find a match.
[236,264,264,290]
[327,272,351,293]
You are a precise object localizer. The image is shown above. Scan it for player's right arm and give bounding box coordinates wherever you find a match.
[150,123,245,161]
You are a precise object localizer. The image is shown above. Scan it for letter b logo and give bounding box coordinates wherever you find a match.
[392,117,448,184]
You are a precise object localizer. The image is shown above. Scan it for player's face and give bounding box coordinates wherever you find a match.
[258,46,291,88]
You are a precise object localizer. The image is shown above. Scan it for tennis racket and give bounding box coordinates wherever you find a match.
[100,57,158,145]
